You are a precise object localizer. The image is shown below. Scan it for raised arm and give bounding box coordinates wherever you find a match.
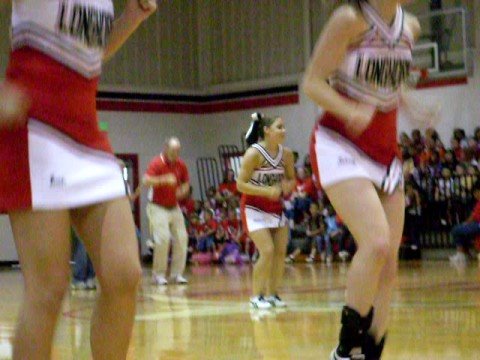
[400,14,440,128]
[103,0,157,62]
[301,5,374,137]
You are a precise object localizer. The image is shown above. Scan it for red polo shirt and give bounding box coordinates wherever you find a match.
[146,154,189,208]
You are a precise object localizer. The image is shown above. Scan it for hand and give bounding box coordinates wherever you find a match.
[281,180,292,197]
[125,0,157,24]
[176,187,188,200]
[267,186,282,201]
[164,173,177,186]
[345,102,376,137]
[0,82,30,129]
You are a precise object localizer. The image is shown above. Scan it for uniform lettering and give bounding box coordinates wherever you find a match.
[57,2,113,48]
[252,172,284,187]
[355,55,411,89]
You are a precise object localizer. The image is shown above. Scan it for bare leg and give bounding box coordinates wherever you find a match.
[370,188,405,341]
[267,226,289,295]
[9,210,71,360]
[71,197,142,360]
[249,229,275,296]
[325,179,391,316]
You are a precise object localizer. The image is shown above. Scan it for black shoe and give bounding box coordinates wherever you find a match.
[363,334,386,360]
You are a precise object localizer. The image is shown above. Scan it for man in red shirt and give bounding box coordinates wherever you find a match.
[449,181,480,264]
[144,137,190,285]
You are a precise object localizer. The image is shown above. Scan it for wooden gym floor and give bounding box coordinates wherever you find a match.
[0,260,479,359]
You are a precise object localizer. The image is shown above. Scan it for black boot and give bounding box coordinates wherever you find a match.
[331,306,374,359]
[363,333,386,360]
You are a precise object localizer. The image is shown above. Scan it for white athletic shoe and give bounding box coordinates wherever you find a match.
[330,349,365,360]
[171,274,188,284]
[338,251,350,262]
[305,256,314,263]
[85,278,97,290]
[265,294,287,308]
[145,239,155,249]
[250,295,272,310]
[70,281,86,290]
[152,274,168,286]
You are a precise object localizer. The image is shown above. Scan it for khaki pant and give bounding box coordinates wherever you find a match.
[146,203,188,277]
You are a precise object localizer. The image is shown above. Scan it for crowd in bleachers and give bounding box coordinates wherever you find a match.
[401,127,480,250]
[176,126,480,266]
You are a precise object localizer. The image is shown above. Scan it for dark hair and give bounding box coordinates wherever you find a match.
[222,168,235,183]
[245,112,276,146]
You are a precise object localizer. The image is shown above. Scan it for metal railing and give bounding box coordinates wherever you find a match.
[196,157,221,201]
[408,173,477,248]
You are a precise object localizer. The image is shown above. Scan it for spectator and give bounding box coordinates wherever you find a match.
[216,220,243,265]
[453,128,468,149]
[441,150,457,172]
[196,209,217,253]
[292,167,316,222]
[404,182,422,249]
[219,169,238,196]
[179,186,196,216]
[71,229,96,290]
[205,186,218,209]
[324,205,344,256]
[411,129,424,152]
[449,181,480,264]
[474,127,480,143]
[399,132,412,148]
[306,202,331,264]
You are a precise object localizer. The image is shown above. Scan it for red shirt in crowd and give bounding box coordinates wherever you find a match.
[296,177,317,201]
[180,198,196,215]
[146,154,189,208]
[219,181,238,196]
[204,219,218,235]
[471,200,480,223]
[224,218,241,239]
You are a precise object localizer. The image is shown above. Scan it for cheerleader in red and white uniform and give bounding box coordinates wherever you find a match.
[237,113,296,310]
[0,0,156,358]
[303,0,421,359]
